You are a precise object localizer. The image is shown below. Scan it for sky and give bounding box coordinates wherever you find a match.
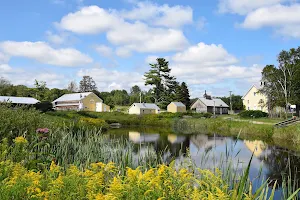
[1,0,300,98]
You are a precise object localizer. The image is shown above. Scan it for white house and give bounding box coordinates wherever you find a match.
[128,103,160,115]
[0,96,40,105]
[242,83,268,112]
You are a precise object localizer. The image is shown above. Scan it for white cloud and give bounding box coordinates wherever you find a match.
[107,22,189,53]
[121,1,193,28]
[218,0,287,15]
[95,45,113,57]
[196,17,207,30]
[241,4,300,29]
[169,43,262,87]
[57,5,189,53]
[0,41,93,67]
[77,67,146,91]
[172,42,238,66]
[58,6,121,34]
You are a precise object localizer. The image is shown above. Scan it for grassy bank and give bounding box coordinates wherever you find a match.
[173,118,300,151]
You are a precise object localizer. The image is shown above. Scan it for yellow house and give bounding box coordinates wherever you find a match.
[128,103,160,115]
[52,92,110,112]
[242,83,268,112]
[167,102,186,113]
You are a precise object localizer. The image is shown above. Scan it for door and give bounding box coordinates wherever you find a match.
[96,103,102,112]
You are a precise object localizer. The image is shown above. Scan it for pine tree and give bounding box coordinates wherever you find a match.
[79,76,97,92]
[144,58,177,107]
[180,82,191,108]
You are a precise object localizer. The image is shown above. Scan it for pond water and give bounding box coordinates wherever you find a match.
[106,127,300,199]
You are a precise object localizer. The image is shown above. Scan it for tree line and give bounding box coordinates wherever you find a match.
[0,58,191,109]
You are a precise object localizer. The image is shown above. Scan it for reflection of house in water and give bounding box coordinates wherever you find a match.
[244,140,267,157]
[129,132,160,143]
[190,134,227,150]
[168,134,187,144]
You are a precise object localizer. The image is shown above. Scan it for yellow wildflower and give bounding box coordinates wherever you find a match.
[14,136,28,144]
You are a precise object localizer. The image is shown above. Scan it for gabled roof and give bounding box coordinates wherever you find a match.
[130,103,160,110]
[242,85,262,99]
[53,92,96,103]
[0,96,40,104]
[170,102,185,107]
[197,98,229,107]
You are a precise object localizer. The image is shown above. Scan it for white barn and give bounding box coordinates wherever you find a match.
[128,103,160,115]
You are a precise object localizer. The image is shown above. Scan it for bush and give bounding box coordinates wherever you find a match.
[34,101,53,112]
[238,110,268,118]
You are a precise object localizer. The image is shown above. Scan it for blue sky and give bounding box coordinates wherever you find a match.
[1,0,299,97]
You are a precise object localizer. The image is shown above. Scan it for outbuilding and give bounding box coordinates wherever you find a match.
[191,97,229,115]
[167,102,186,113]
[52,92,110,112]
[128,103,160,115]
[0,96,40,105]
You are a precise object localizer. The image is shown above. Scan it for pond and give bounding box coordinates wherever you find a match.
[106,127,300,199]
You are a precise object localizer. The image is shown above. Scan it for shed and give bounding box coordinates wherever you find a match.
[128,103,160,115]
[0,96,40,105]
[167,102,186,113]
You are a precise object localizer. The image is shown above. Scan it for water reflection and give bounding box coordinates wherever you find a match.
[106,128,300,198]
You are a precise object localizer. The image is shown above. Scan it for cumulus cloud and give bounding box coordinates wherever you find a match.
[46,31,70,45]
[120,1,193,28]
[0,41,93,67]
[115,47,132,58]
[77,67,146,91]
[241,4,300,29]
[218,0,287,15]
[172,43,238,66]
[57,5,189,54]
[169,43,262,87]
[219,0,300,38]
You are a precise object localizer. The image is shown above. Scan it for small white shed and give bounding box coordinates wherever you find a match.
[128,103,160,115]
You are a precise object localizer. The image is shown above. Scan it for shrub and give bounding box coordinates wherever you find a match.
[238,110,268,118]
[34,101,53,112]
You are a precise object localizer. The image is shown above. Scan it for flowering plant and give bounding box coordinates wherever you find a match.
[36,128,49,134]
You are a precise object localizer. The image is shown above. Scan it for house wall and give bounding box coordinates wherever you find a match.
[129,105,157,115]
[168,103,186,113]
[191,99,207,113]
[129,105,141,114]
[167,103,177,113]
[82,93,103,112]
[243,86,268,112]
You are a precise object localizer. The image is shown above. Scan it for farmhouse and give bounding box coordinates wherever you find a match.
[167,102,186,113]
[242,83,268,112]
[52,92,110,112]
[0,96,39,105]
[191,92,229,115]
[128,103,160,115]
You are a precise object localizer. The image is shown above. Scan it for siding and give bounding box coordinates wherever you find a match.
[243,86,268,112]
[167,103,186,113]
[82,93,103,112]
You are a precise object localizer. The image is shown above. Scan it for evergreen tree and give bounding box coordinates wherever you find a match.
[144,58,177,108]
[180,82,191,108]
[79,76,97,92]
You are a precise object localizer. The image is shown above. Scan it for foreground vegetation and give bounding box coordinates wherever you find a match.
[0,105,300,199]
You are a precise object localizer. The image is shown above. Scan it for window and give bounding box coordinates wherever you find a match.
[248,107,250,110]
[248,100,249,104]
[254,92,256,96]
